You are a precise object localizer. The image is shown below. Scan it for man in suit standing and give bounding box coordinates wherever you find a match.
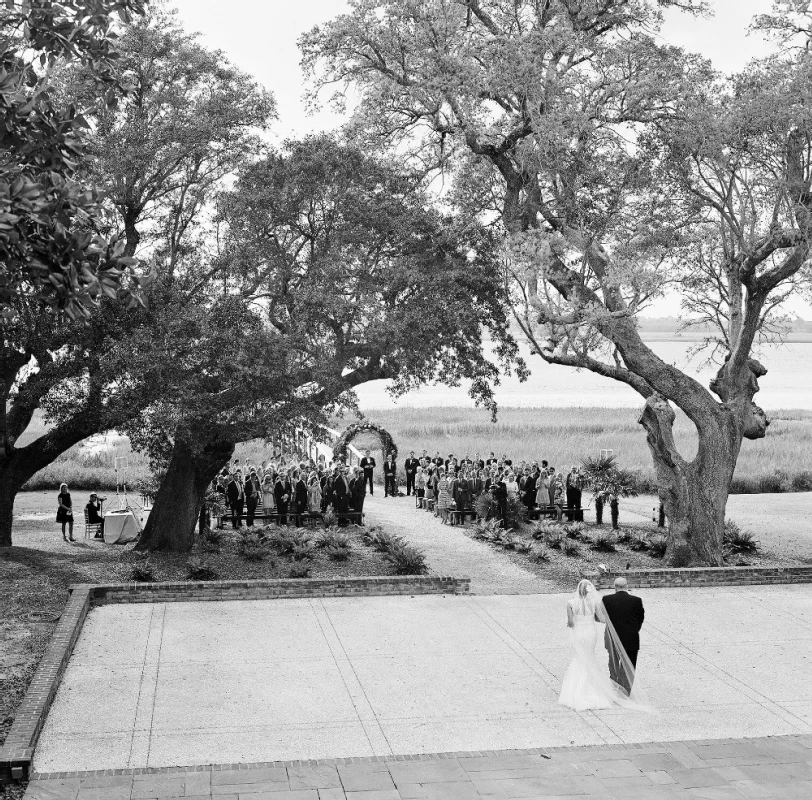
[244,467,262,527]
[601,577,645,694]
[350,466,367,521]
[333,466,350,525]
[404,451,419,496]
[226,473,244,529]
[360,450,376,495]
[274,473,291,526]
[383,453,397,497]
[293,471,308,527]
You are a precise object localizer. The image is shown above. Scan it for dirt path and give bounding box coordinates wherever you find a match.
[363,493,559,594]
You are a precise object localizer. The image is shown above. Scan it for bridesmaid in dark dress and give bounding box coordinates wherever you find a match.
[56,483,74,541]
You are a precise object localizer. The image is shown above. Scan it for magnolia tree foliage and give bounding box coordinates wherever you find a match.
[302,0,812,565]
[0,9,275,548]
[0,0,148,319]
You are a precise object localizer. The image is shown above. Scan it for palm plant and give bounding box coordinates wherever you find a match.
[580,455,638,529]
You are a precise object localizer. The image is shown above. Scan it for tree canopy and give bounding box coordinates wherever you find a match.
[302,0,812,564]
[0,0,148,319]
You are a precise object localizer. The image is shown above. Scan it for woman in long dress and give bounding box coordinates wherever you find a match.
[559,579,649,712]
[307,473,322,514]
[436,469,451,524]
[262,474,276,512]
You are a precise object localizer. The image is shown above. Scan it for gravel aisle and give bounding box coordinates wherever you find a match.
[363,493,559,594]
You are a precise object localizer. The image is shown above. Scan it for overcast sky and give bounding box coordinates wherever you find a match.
[166,1,809,319]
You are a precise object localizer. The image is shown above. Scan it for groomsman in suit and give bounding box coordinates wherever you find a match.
[244,467,261,527]
[383,453,397,497]
[602,577,645,694]
[226,473,244,529]
[274,473,292,526]
[404,451,419,496]
[432,451,444,468]
[360,450,376,495]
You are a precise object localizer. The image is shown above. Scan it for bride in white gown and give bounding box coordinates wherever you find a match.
[558,579,651,712]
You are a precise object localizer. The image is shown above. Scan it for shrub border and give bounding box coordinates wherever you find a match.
[595,565,812,589]
[0,575,469,784]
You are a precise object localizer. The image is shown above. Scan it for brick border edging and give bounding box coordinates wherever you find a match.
[0,583,92,785]
[0,575,470,784]
[595,565,812,589]
[26,733,812,781]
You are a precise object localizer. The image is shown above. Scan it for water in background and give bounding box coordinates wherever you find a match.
[356,339,812,410]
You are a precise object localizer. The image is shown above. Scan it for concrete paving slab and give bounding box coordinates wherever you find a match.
[32,586,812,773]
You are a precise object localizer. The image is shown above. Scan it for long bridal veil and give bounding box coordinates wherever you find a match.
[579,581,654,712]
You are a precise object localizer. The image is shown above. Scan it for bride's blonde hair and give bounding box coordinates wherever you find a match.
[571,579,597,616]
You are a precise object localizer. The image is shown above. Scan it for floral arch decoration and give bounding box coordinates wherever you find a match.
[332,421,398,464]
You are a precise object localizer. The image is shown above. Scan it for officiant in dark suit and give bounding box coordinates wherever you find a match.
[601,577,645,694]
[404,451,419,496]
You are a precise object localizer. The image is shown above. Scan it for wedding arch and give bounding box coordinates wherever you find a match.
[332,421,398,463]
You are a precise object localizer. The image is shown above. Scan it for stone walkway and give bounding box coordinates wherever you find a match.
[24,735,812,798]
[363,495,557,594]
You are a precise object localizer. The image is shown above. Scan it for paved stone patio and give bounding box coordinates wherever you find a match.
[31,585,812,775]
[24,735,812,798]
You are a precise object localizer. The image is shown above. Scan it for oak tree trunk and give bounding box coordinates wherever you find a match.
[136,438,234,553]
[0,418,101,547]
[639,395,738,566]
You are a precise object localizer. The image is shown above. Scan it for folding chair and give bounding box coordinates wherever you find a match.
[84,508,102,540]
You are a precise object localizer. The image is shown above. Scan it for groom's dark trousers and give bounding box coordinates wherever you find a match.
[602,590,644,694]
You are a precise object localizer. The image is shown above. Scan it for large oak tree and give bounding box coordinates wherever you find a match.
[302,0,812,565]
[126,135,520,551]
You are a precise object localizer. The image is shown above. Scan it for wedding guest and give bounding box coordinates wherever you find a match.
[262,473,276,512]
[308,473,322,514]
[553,471,566,522]
[383,452,397,497]
[226,473,244,529]
[294,471,308,527]
[436,468,451,524]
[274,473,292,526]
[85,492,105,538]
[404,451,419,496]
[360,449,376,495]
[425,467,435,510]
[415,466,426,507]
[244,467,262,527]
[566,465,583,512]
[351,467,366,520]
[333,466,350,525]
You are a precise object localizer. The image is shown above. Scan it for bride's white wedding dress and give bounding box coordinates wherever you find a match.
[558,595,647,712]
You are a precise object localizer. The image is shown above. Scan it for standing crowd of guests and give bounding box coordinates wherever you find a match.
[403,450,584,525]
[212,453,371,528]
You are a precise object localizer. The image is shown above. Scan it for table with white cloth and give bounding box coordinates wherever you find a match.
[103,510,141,544]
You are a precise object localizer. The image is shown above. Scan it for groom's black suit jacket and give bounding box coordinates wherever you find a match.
[602,591,644,656]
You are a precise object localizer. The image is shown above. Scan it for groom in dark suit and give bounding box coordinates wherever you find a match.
[601,577,644,694]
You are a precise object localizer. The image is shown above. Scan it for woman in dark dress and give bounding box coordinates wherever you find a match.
[56,483,74,541]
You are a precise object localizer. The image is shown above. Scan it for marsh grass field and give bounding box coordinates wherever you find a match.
[16,406,812,495]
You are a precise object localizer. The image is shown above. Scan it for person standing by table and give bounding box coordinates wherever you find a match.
[56,483,75,542]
